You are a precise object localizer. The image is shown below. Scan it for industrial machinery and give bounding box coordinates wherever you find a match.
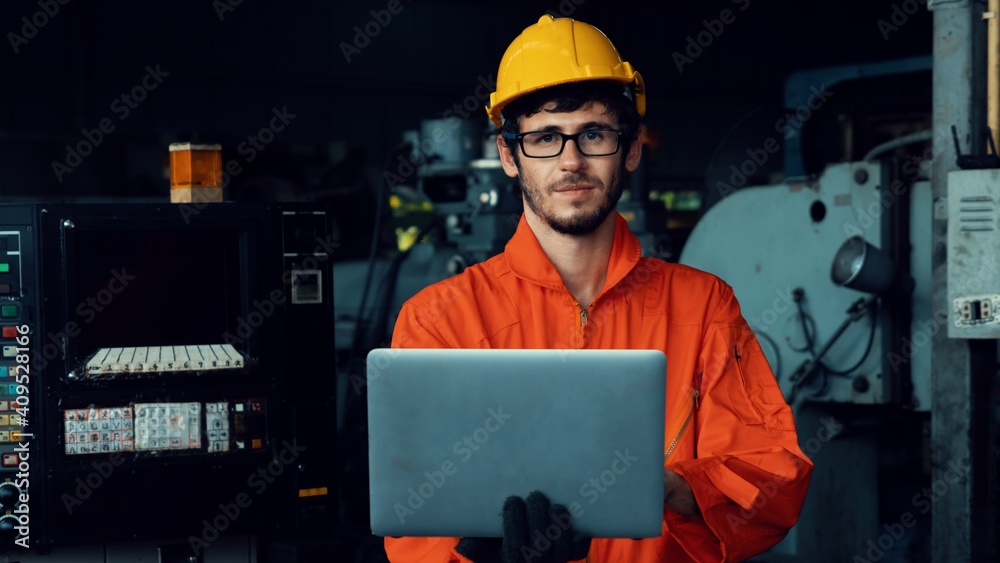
[0,202,337,556]
[683,159,930,410]
[333,116,521,527]
[681,41,1000,558]
[682,156,933,560]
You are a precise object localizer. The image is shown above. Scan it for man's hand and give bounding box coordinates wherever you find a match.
[663,468,699,516]
[455,491,591,563]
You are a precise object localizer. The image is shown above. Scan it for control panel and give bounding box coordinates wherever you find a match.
[62,398,266,456]
[0,215,33,549]
[0,203,336,552]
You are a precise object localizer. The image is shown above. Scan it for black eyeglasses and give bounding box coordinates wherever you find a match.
[503,128,629,158]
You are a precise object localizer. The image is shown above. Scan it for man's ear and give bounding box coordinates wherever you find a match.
[497,135,520,178]
[625,133,643,172]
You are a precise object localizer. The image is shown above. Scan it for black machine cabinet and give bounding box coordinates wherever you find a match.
[0,202,336,552]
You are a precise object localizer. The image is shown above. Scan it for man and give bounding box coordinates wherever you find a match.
[384,14,812,563]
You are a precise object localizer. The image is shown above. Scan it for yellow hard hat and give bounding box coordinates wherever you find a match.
[486,14,645,128]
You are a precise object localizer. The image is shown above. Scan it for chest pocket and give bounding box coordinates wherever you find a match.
[723,324,797,432]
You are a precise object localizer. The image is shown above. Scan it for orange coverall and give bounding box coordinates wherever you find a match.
[384,213,813,562]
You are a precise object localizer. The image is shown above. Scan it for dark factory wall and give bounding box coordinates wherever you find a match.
[1,0,931,205]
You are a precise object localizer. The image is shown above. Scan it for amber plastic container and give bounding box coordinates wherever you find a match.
[169,143,223,203]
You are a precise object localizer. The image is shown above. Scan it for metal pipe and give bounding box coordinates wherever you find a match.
[989,0,1000,148]
[930,3,990,561]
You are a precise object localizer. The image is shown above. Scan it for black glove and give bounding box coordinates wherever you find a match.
[455,491,591,563]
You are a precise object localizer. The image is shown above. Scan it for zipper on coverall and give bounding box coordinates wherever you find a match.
[664,388,700,462]
[576,299,701,460]
[578,304,589,348]
[575,302,698,561]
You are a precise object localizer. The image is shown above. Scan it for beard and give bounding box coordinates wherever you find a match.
[519,158,628,236]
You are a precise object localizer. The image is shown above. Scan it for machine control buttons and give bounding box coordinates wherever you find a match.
[133,402,201,452]
[206,402,230,452]
[0,306,17,319]
[0,482,19,509]
[64,406,136,455]
[1,327,16,338]
[59,398,265,456]
[0,513,19,543]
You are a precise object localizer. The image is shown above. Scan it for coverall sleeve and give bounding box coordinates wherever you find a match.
[664,286,814,561]
[383,300,468,563]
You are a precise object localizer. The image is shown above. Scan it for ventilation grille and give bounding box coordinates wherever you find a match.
[958,195,996,232]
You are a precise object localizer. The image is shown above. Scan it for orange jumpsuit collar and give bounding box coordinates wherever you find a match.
[504,212,644,297]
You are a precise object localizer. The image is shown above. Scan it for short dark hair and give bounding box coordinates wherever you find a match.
[498,81,642,155]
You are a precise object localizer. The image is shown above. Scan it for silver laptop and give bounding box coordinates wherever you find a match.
[366,348,666,538]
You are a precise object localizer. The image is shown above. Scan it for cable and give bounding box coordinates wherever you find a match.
[342,140,419,402]
[365,216,442,352]
[785,296,878,404]
[349,142,412,362]
[787,309,818,355]
[863,129,932,161]
[788,288,818,356]
[822,299,878,376]
[338,142,414,520]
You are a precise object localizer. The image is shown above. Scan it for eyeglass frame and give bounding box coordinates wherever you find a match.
[502,127,634,158]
